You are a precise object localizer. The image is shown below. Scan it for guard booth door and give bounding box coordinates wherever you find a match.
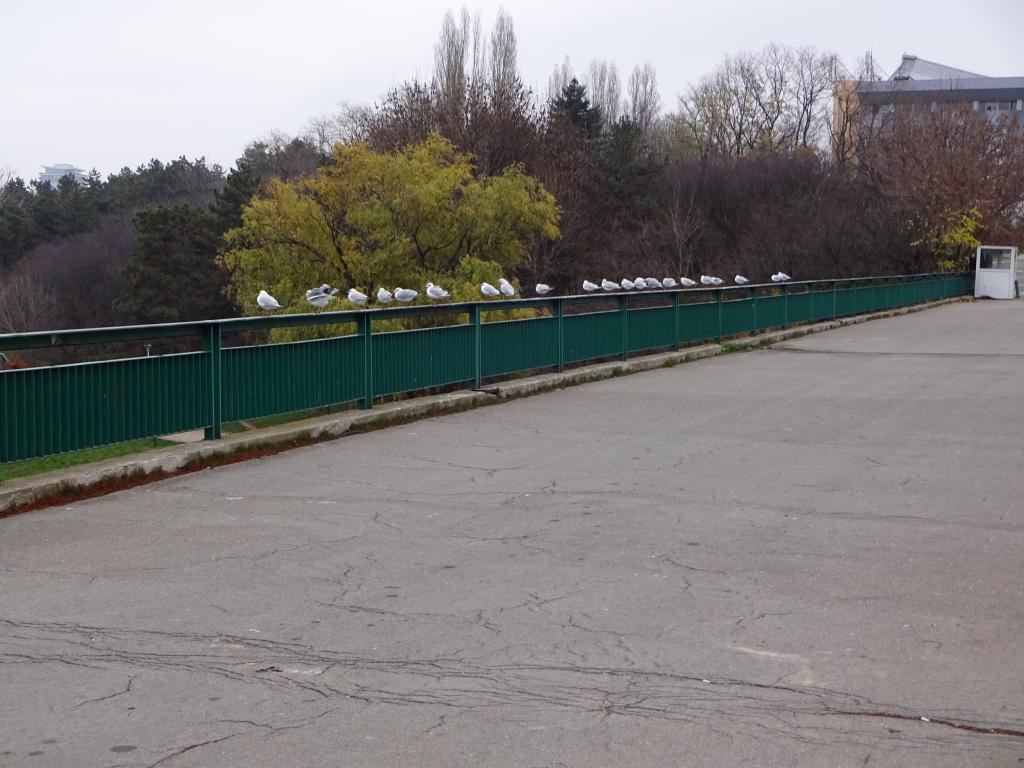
[975,246,1019,299]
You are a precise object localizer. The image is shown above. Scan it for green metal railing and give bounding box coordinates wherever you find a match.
[0,272,972,464]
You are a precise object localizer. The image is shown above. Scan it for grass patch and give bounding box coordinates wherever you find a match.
[1,438,176,482]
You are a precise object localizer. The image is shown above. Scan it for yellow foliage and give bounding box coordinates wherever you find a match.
[220,135,560,340]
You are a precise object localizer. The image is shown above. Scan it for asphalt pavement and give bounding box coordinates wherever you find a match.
[2,299,1023,767]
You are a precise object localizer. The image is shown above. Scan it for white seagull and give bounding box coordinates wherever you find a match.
[633,278,647,289]
[620,278,635,290]
[347,288,368,306]
[662,278,678,288]
[376,287,393,304]
[700,275,715,285]
[646,277,663,289]
[394,287,418,302]
[426,282,450,300]
[734,275,749,285]
[583,280,600,292]
[257,290,282,313]
[771,272,792,282]
[601,279,619,291]
[680,277,697,288]
[712,277,724,286]
[481,282,500,297]
[535,283,553,295]
[305,285,339,313]
[498,278,516,297]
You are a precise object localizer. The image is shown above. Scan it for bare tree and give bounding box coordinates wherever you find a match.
[434,8,472,121]
[546,56,574,104]
[586,59,622,131]
[489,7,518,100]
[0,272,57,333]
[626,62,661,133]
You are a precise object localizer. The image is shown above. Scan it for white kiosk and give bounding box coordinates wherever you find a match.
[975,245,1019,300]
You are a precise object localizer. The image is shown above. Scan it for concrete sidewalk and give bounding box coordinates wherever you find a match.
[2,298,1023,767]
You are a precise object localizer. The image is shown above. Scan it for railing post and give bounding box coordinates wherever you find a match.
[832,279,838,320]
[715,289,723,344]
[470,303,482,389]
[870,278,877,312]
[672,292,680,351]
[358,313,373,409]
[554,298,565,372]
[619,294,629,361]
[750,286,758,334]
[203,323,222,440]
[782,284,789,329]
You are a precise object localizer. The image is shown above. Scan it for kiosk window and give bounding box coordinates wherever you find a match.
[979,249,1013,270]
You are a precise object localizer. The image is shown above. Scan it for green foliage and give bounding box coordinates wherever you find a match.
[115,205,236,323]
[551,79,602,140]
[221,135,560,328]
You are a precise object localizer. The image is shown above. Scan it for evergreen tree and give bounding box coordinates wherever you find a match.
[550,78,603,140]
[115,205,236,323]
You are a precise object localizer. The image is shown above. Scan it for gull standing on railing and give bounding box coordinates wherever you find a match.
[377,287,393,304]
[662,278,677,288]
[535,283,553,295]
[646,277,663,288]
[498,278,516,297]
[734,275,749,285]
[680,277,696,287]
[306,284,340,313]
[771,272,791,282]
[481,282,500,297]
[426,282,450,300]
[394,287,418,302]
[601,279,618,291]
[257,290,282,314]
[583,280,599,292]
[347,288,369,306]
[620,278,635,290]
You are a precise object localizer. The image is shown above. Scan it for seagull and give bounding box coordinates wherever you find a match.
[347,288,368,306]
[535,283,553,295]
[305,285,339,313]
[257,290,282,313]
[620,278,635,290]
[601,279,619,291]
[711,277,724,286]
[426,282,449,300]
[498,278,516,297]
[771,272,792,282]
[376,287,393,304]
[646,277,663,289]
[680,277,697,288]
[583,280,600,292]
[700,275,715,285]
[633,278,647,289]
[662,278,678,288]
[734,275,749,285]
[394,287,418,302]
[481,282,500,297]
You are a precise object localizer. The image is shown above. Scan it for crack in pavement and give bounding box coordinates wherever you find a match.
[3,618,1021,749]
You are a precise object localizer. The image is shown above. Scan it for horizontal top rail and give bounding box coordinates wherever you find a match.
[0,272,966,351]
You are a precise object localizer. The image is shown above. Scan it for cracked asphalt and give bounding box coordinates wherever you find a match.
[2,300,1024,767]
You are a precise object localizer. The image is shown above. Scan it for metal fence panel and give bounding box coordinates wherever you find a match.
[222,335,363,422]
[1,353,208,463]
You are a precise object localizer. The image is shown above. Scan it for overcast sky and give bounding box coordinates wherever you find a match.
[3,0,1022,179]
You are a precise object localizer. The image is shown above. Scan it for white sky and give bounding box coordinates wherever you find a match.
[2,0,1022,178]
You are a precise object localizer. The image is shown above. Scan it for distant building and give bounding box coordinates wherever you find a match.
[38,164,89,188]
[833,54,1024,159]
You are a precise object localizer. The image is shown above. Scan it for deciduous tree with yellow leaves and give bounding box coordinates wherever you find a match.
[221,135,559,315]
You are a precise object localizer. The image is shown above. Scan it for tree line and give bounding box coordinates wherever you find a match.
[2,7,1022,338]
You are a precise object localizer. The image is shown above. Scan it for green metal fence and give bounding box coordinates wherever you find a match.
[0,272,972,464]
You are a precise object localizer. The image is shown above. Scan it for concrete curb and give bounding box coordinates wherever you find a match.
[0,295,971,513]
